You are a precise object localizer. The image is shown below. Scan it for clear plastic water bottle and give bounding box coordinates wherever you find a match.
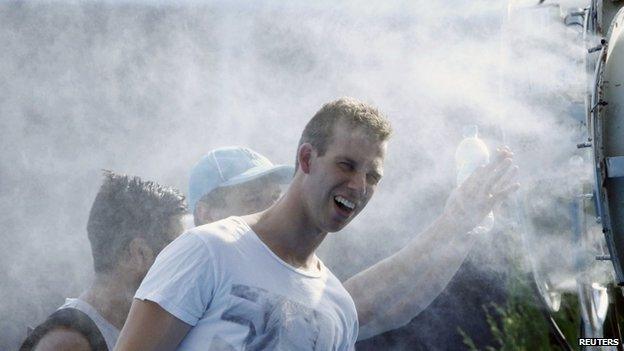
[455,125,494,234]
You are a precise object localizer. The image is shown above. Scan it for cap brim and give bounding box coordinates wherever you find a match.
[220,164,294,188]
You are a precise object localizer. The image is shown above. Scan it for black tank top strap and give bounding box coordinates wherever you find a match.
[19,307,108,351]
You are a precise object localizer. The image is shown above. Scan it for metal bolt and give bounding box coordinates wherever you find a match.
[596,255,612,261]
[590,100,608,113]
[588,45,602,53]
[588,39,608,53]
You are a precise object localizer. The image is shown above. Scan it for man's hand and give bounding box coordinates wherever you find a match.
[443,146,519,232]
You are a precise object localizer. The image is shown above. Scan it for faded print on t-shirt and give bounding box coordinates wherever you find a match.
[210,284,334,351]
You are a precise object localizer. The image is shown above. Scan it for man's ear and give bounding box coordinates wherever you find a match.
[298,143,314,174]
[194,201,213,226]
[127,237,154,272]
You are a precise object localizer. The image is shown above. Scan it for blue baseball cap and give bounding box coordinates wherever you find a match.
[188,146,294,212]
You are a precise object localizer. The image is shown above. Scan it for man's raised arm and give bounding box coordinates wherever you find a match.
[114,299,191,351]
[344,148,519,340]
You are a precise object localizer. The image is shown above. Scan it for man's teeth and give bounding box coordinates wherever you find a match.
[335,196,355,210]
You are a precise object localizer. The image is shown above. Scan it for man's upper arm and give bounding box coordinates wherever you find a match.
[134,231,214,325]
[33,327,91,351]
[114,299,191,351]
[118,231,213,350]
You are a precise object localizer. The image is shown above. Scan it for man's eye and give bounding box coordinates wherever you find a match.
[367,174,380,185]
[338,162,353,171]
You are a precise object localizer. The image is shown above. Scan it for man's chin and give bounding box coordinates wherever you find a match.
[325,217,353,233]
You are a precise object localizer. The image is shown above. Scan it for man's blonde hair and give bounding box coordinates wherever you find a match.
[295,97,392,170]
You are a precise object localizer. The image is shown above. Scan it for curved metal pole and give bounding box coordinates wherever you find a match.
[527,273,574,351]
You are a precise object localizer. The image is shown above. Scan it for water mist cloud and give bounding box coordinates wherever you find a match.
[0,0,593,348]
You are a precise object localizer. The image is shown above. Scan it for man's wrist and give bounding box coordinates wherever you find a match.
[437,210,473,237]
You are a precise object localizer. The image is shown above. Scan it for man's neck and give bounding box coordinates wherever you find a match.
[246,185,327,271]
[80,272,135,330]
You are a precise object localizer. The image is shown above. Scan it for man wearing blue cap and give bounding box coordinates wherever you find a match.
[187,146,293,227]
[116,97,518,350]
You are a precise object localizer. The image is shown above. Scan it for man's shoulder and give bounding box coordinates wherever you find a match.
[189,216,251,245]
[320,261,358,311]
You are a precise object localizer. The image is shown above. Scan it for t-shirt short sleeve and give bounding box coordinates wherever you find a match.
[134,231,214,326]
[348,318,359,350]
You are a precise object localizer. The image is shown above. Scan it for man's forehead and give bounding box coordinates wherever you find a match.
[330,120,387,146]
[331,119,369,138]
[329,124,386,155]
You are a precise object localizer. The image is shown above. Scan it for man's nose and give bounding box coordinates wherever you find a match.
[347,172,367,198]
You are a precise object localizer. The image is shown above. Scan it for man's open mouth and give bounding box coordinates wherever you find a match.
[334,195,355,214]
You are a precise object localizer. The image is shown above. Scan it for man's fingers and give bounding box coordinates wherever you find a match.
[468,156,506,189]
[478,158,513,195]
[495,146,513,161]
[486,150,513,174]
[490,182,520,205]
[490,164,519,195]
[458,146,517,206]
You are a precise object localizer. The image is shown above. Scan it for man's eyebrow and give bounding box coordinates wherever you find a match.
[337,156,357,165]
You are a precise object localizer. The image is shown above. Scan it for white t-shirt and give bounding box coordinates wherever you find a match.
[135,216,358,350]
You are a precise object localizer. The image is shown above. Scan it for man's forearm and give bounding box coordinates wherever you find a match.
[344,213,477,340]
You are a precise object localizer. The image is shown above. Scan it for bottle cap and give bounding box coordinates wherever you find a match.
[462,124,478,138]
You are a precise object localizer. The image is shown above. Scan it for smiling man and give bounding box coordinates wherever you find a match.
[115,97,518,350]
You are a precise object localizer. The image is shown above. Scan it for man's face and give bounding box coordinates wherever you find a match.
[197,176,283,225]
[303,121,387,233]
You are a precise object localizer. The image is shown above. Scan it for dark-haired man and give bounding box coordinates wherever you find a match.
[20,171,187,351]
[116,97,518,350]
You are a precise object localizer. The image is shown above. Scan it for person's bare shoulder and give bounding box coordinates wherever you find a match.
[33,327,91,351]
